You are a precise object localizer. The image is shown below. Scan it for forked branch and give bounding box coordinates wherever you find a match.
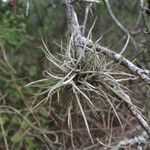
[63,0,150,138]
[64,0,150,85]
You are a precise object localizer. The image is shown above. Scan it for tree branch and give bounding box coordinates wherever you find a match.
[64,0,150,84]
[64,0,150,138]
[80,37,150,85]
[64,0,86,67]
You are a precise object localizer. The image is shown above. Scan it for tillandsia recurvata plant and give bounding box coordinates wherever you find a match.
[27,0,150,149]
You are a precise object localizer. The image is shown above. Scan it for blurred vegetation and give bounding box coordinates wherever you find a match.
[0,0,150,149]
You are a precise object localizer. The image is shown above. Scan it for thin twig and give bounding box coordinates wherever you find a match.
[103,0,138,51]
[0,116,9,150]
[82,4,92,35]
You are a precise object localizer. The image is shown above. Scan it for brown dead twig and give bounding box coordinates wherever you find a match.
[63,0,150,147]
